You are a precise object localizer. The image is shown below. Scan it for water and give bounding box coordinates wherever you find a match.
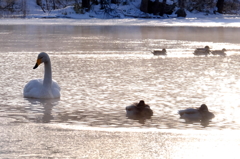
[1,24,240,130]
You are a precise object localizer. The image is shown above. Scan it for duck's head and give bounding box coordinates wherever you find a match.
[205,46,210,50]
[137,100,145,107]
[33,52,50,69]
[222,48,227,51]
[199,104,209,112]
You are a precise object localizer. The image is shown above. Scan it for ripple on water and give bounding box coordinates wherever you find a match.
[2,25,240,130]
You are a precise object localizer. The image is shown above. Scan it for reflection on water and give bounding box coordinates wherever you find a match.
[1,25,240,130]
[25,98,59,123]
[181,116,213,128]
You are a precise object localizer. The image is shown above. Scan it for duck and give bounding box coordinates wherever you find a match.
[126,100,153,120]
[193,46,211,56]
[211,48,227,56]
[23,52,61,99]
[178,104,215,122]
[152,48,167,55]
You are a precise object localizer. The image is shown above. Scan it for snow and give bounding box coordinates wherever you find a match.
[2,13,240,28]
[1,0,240,27]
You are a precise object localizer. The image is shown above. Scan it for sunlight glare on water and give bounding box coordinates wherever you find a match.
[1,25,240,130]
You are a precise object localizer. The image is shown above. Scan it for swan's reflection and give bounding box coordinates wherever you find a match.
[25,98,60,123]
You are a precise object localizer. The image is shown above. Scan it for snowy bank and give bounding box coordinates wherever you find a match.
[1,13,240,28]
[1,1,240,27]
[1,0,240,28]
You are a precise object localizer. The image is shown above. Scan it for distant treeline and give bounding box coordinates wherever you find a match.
[0,0,239,18]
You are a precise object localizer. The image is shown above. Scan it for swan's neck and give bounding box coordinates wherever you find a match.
[43,60,52,88]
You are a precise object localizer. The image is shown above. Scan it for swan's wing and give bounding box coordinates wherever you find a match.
[52,80,61,91]
[23,79,43,98]
[51,80,61,98]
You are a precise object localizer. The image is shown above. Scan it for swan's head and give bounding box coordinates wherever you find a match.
[33,52,50,69]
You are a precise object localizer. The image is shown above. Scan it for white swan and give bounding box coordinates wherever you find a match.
[23,52,60,99]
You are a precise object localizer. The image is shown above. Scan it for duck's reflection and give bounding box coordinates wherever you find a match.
[182,118,212,127]
[126,100,153,124]
[200,119,211,127]
[25,98,60,123]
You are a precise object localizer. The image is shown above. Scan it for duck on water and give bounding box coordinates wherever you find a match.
[126,100,153,120]
[211,48,227,56]
[152,49,167,56]
[193,46,211,56]
[178,104,215,123]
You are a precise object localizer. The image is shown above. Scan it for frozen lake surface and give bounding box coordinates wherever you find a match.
[1,20,240,130]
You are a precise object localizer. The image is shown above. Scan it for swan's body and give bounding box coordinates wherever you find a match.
[211,48,226,56]
[178,104,215,122]
[193,46,210,56]
[24,52,60,99]
[152,49,167,55]
[126,100,153,120]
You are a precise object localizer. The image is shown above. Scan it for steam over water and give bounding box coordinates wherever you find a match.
[1,24,240,130]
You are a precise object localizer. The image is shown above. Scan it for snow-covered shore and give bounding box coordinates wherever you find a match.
[1,0,240,27]
[1,14,240,28]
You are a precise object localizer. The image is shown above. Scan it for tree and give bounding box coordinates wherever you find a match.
[140,0,148,13]
[178,0,184,8]
[159,0,166,16]
[216,0,224,13]
[0,0,16,11]
[82,0,90,10]
[36,0,61,13]
[22,0,27,17]
[52,0,56,9]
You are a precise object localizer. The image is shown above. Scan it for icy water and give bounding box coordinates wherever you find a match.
[1,24,240,130]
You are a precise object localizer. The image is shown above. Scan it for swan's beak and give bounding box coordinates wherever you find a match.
[33,59,42,69]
